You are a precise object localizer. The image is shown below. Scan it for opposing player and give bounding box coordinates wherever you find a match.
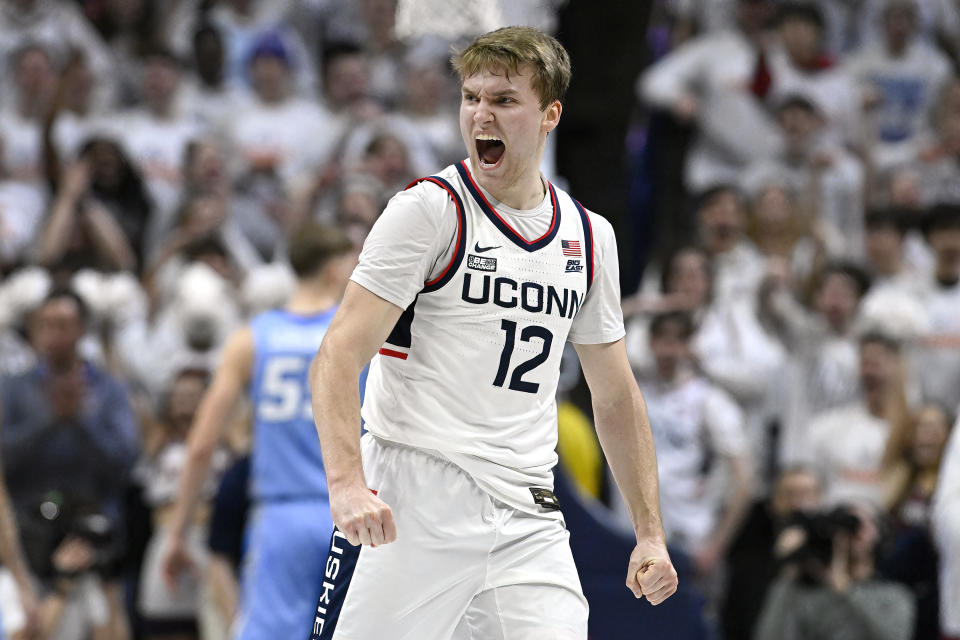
[308,26,677,639]
[161,222,356,639]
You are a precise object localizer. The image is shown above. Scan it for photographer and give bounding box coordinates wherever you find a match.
[754,502,915,640]
[0,288,139,639]
[721,466,823,640]
[29,506,128,640]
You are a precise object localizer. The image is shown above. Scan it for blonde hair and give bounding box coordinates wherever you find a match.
[451,26,571,110]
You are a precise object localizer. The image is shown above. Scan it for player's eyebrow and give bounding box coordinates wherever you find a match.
[462,85,520,97]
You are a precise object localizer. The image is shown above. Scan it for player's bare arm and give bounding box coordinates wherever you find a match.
[161,326,253,590]
[574,338,678,606]
[309,281,404,547]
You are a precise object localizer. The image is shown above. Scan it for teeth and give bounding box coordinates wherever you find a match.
[476,134,502,142]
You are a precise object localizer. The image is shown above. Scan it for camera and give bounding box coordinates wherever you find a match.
[781,506,863,585]
[19,491,122,581]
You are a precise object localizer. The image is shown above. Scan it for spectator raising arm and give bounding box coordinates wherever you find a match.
[639,37,711,120]
[36,160,91,266]
[80,200,137,272]
[36,161,137,272]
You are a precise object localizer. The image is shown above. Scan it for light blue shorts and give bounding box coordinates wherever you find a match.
[234,498,334,640]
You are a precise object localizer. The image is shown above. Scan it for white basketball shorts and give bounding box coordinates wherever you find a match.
[310,433,589,640]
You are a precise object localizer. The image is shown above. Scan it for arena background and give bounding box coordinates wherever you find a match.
[0,1,957,639]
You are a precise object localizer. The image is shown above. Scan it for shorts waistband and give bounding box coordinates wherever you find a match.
[367,433,454,466]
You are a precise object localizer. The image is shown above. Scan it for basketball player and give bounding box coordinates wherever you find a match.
[160,222,356,639]
[307,27,677,639]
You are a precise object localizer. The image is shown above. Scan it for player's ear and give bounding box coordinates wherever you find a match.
[542,100,562,133]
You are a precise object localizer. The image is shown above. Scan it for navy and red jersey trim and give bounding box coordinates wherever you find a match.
[572,198,594,292]
[384,298,416,350]
[404,176,467,294]
[454,161,560,252]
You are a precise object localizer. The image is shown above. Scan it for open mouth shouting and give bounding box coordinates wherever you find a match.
[476,133,505,170]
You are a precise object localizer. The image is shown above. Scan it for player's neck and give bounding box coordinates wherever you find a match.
[476,167,546,211]
[286,282,339,315]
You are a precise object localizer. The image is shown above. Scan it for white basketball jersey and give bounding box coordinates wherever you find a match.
[361,161,596,514]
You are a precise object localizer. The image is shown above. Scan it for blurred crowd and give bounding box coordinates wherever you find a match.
[0,0,957,639]
[0,0,519,637]
[617,0,960,638]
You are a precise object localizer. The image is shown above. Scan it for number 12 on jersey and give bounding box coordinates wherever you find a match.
[493,319,554,394]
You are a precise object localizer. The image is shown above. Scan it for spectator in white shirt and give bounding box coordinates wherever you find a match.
[768,3,861,146]
[317,47,450,204]
[914,204,960,412]
[182,23,252,136]
[862,208,926,296]
[631,310,754,577]
[0,44,56,194]
[0,180,46,273]
[320,41,384,127]
[638,0,782,191]
[228,33,338,190]
[846,0,952,170]
[92,0,162,108]
[695,184,767,302]
[0,0,114,111]
[116,48,204,252]
[743,94,866,259]
[816,0,960,60]
[626,244,785,485]
[762,261,873,465]
[353,0,407,109]
[168,0,316,97]
[48,52,110,165]
[918,77,960,205]
[805,332,904,507]
[399,48,464,169]
[869,163,938,273]
[746,179,828,286]
[0,179,45,271]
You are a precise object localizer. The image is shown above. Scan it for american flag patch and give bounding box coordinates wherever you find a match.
[561,240,581,256]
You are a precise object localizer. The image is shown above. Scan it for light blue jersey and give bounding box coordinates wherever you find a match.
[249,308,337,501]
[238,306,350,640]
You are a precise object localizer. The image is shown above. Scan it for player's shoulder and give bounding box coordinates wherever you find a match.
[584,208,615,244]
[246,310,291,354]
[382,163,464,222]
[400,163,463,199]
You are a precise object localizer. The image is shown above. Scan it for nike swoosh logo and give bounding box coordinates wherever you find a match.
[474,242,501,253]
